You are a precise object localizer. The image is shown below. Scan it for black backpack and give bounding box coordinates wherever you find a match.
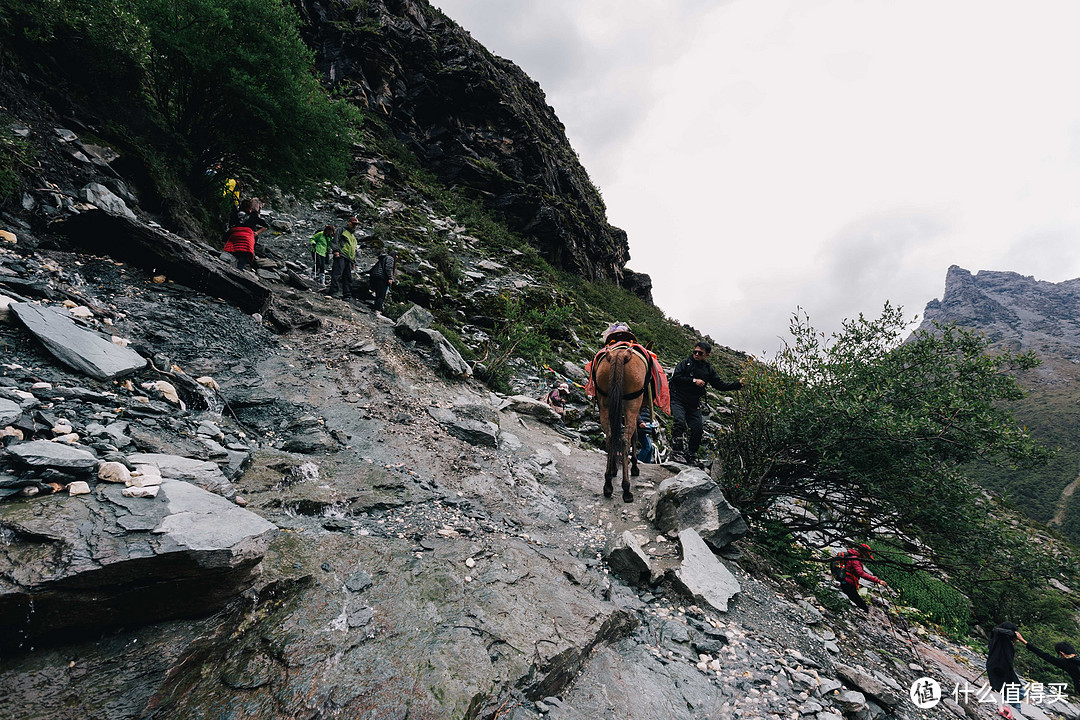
[369,254,391,280]
[830,551,850,582]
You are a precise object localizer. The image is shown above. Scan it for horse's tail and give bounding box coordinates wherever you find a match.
[607,350,627,459]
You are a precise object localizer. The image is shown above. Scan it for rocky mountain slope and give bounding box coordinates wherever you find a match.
[0,4,1075,719]
[295,0,638,290]
[0,81,1072,720]
[918,266,1080,541]
[0,203,1057,720]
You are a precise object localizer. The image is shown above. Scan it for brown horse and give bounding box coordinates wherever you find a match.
[594,345,650,503]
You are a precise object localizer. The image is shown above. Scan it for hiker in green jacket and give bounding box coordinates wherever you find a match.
[310,224,334,286]
[327,216,359,298]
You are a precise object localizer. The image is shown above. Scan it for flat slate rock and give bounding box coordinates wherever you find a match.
[127,452,237,499]
[11,302,146,379]
[672,528,741,613]
[0,477,276,649]
[6,440,99,472]
[0,398,19,426]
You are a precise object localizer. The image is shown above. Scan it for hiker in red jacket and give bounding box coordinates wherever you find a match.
[839,543,887,612]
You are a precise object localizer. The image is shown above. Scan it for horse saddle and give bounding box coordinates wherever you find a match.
[590,342,654,401]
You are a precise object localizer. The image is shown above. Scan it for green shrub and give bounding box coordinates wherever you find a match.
[0,118,34,204]
[477,293,574,391]
[427,245,462,284]
[0,0,353,195]
[752,520,818,590]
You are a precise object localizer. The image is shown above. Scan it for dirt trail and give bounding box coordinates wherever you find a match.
[1051,474,1080,526]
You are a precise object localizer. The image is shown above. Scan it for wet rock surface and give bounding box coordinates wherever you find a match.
[0,478,275,648]
[0,92,1037,720]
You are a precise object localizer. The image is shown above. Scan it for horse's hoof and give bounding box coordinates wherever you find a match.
[622,492,634,503]
[603,483,613,498]
[631,467,640,477]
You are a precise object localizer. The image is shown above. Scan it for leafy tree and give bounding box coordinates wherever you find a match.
[0,0,354,193]
[716,303,1049,567]
[134,0,353,188]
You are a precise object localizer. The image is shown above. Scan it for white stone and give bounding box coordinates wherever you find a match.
[465,557,476,568]
[51,421,73,435]
[0,294,14,323]
[0,426,23,440]
[141,380,180,405]
[31,382,52,390]
[97,461,131,484]
[195,376,220,390]
[111,336,131,347]
[122,485,160,498]
[68,306,94,319]
[68,481,91,496]
[52,433,80,444]
[129,464,163,487]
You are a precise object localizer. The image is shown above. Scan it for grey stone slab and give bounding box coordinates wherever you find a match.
[500,395,562,424]
[127,452,237,499]
[0,398,19,425]
[0,478,275,648]
[7,439,98,472]
[672,528,740,613]
[11,302,146,379]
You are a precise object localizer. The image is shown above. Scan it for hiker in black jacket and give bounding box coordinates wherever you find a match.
[1019,637,1080,695]
[368,251,396,313]
[668,341,742,464]
[987,622,1027,713]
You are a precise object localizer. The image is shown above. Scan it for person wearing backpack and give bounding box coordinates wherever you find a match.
[368,250,397,313]
[223,198,268,271]
[834,543,887,612]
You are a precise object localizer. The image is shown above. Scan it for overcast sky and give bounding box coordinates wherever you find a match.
[434,0,1080,356]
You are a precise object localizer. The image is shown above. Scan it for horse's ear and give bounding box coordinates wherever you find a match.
[645,340,654,351]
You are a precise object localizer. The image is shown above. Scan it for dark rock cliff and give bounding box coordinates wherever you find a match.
[295,0,635,285]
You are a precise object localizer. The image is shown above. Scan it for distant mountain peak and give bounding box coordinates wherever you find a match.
[920,266,1080,356]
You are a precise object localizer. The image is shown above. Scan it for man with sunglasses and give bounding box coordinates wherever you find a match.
[669,341,742,465]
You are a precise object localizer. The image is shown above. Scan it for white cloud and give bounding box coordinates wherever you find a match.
[436,0,1080,355]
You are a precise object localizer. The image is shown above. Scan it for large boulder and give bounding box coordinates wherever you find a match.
[393,304,434,340]
[415,328,472,377]
[11,302,147,380]
[499,395,563,425]
[651,469,747,551]
[671,528,741,613]
[604,531,652,586]
[0,478,276,650]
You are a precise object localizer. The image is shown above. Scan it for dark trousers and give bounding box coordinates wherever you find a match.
[235,251,254,271]
[671,395,704,455]
[840,581,869,611]
[314,252,328,276]
[371,278,389,311]
[329,255,353,297]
